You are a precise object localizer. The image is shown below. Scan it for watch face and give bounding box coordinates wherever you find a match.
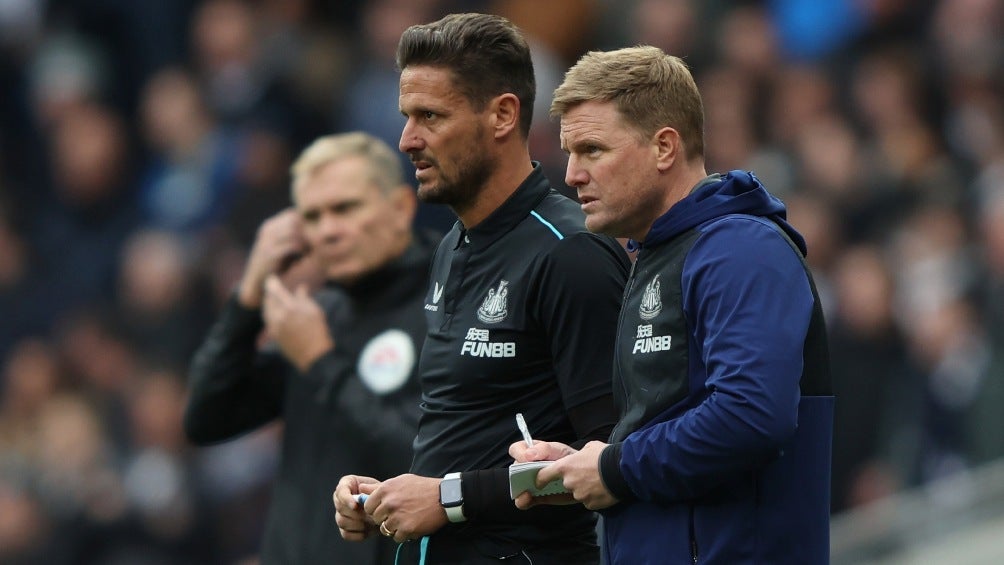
[440,478,463,506]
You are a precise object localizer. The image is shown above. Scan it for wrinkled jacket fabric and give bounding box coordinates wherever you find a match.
[599,171,833,564]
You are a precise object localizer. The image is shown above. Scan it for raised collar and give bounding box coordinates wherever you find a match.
[328,232,436,304]
[456,161,550,251]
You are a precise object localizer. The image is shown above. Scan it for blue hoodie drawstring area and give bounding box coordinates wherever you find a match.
[632,170,807,257]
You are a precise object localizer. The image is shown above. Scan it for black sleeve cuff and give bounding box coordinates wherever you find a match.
[599,443,637,503]
[221,293,265,340]
[459,467,512,523]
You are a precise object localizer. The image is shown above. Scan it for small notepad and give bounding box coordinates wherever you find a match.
[508,461,568,499]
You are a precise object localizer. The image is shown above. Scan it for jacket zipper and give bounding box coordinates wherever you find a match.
[689,504,699,563]
[613,256,639,410]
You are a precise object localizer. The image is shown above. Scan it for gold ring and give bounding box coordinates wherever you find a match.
[380,521,394,538]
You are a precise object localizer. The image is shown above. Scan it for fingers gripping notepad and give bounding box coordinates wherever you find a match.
[508,461,568,499]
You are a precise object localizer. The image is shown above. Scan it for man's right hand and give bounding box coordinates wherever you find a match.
[508,439,576,464]
[237,208,309,309]
[334,475,381,542]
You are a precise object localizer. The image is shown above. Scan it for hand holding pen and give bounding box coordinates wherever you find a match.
[509,413,576,464]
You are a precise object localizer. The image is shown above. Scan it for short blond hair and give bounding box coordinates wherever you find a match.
[551,46,704,159]
[290,132,404,200]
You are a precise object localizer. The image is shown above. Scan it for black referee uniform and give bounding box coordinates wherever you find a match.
[185,237,436,565]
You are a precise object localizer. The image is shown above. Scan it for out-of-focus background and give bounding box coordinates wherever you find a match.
[0,0,1002,563]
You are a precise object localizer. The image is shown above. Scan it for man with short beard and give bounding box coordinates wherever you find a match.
[333,13,630,565]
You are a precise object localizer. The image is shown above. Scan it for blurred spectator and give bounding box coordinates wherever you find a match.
[255,0,352,137]
[137,67,245,239]
[27,32,109,129]
[850,43,966,211]
[629,0,700,59]
[767,64,837,148]
[0,478,52,564]
[31,394,129,562]
[717,4,781,80]
[113,229,213,368]
[223,124,296,247]
[827,245,917,511]
[700,65,760,172]
[767,0,866,61]
[0,340,63,563]
[119,368,216,563]
[30,102,139,324]
[45,0,196,114]
[785,192,843,318]
[52,309,137,454]
[909,297,990,493]
[929,0,1003,86]
[969,186,1004,466]
[1,338,60,415]
[189,0,264,124]
[188,0,302,143]
[889,206,989,492]
[0,203,54,360]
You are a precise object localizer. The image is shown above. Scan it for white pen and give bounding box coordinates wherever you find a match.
[516,412,534,447]
[352,493,368,505]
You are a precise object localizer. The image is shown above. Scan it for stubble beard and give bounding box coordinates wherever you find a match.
[415,151,494,217]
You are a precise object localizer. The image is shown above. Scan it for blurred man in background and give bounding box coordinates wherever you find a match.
[185,131,436,564]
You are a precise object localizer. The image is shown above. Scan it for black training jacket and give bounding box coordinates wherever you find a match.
[184,235,437,565]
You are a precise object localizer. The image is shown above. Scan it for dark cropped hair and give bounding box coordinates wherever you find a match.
[397,12,536,138]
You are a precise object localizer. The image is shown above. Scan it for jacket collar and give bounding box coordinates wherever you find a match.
[456,161,550,251]
[328,231,437,305]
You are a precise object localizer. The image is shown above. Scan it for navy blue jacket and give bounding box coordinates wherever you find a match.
[598,171,833,564]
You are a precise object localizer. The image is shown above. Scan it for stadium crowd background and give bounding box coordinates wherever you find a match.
[0,0,1002,563]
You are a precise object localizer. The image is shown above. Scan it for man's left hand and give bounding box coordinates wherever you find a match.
[535,441,619,510]
[262,274,333,371]
[364,474,447,543]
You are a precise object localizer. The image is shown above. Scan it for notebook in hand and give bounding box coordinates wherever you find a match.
[508,461,568,499]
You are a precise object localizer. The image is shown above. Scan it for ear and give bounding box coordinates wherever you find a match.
[653,127,683,172]
[490,93,521,139]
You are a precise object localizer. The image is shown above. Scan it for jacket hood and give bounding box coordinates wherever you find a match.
[634,170,806,255]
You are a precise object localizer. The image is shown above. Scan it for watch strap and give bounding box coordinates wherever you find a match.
[441,472,466,523]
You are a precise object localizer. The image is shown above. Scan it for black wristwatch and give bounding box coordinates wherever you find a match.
[439,472,466,522]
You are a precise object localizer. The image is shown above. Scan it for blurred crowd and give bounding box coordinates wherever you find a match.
[0,0,1002,563]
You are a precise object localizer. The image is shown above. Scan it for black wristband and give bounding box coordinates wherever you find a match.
[599,442,637,503]
[460,467,511,523]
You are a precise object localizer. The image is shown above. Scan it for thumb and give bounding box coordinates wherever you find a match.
[514,491,537,510]
[358,482,379,495]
